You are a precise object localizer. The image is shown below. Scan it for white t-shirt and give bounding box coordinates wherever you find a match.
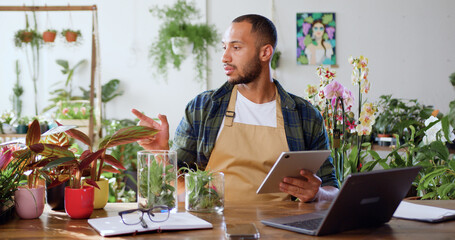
[217,90,277,139]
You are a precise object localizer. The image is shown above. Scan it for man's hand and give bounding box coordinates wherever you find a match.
[131,109,170,150]
[279,169,321,202]
[279,169,339,202]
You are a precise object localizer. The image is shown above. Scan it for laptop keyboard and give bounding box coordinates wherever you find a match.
[284,218,323,230]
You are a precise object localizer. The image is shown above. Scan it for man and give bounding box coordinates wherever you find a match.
[132,14,338,202]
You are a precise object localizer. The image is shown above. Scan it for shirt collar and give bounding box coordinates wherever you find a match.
[211,80,296,110]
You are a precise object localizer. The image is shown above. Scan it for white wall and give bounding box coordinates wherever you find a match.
[1,0,454,138]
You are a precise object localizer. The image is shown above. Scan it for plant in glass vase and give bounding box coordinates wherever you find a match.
[180,166,224,212]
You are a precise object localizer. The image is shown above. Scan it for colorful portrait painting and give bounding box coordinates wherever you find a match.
[296,12,336,65]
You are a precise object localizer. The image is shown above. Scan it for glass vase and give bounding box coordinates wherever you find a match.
[137,150,178,211]
[185,172,224,213]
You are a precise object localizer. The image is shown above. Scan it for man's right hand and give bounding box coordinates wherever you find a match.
[131,109,170,150]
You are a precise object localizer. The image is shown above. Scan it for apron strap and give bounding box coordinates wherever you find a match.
[224,85,238,127]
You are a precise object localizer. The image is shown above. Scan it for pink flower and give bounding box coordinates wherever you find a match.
[62,108,69,115]
[323,81,344,100]
[0,146,13,170]
[73,107,79,114]
[81,107,87,115]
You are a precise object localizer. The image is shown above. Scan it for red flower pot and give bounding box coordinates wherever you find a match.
[64,186,94,219]
[65,31,78,42]
[43,31,56,43]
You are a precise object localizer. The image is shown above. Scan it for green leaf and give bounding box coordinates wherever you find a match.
[29,143,75,159]
[102,154,126,170]
[43,157,77,170]
[429,141,449,160]
[99,126,159,149]
[56,59,69,72]
[441,183,455,199]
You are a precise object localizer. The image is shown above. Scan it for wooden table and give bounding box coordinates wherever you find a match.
[1,200,454,239]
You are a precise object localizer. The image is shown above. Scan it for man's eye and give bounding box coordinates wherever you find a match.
[233,46,240,50]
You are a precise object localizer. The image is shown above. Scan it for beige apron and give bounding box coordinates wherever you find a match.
[206,85,290,201]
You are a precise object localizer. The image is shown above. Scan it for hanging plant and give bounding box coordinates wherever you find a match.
[149,0,219,84]
[61,29,82,43]
[14,14,42,48]
[42,29,57,43]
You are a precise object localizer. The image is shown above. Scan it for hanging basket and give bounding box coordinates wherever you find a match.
[43,30,57,43]
[61,30,81,43]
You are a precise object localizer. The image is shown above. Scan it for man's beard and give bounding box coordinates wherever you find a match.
[227,54,262,85]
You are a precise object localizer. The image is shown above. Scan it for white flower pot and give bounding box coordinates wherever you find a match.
[171,37,194,57]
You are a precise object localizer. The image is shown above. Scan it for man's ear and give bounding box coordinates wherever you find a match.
[259,44,274,62]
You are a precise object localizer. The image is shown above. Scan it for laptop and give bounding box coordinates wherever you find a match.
[261,166,421,236]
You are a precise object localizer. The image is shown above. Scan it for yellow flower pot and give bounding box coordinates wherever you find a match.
[84,178,109,209]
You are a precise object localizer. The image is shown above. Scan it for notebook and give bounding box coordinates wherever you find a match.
[261,166,421,236]
[88,212,212,237]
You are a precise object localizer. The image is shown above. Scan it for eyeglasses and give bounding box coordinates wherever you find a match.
[118,205,170,228]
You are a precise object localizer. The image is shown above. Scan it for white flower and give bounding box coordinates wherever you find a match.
[422,116,455,144]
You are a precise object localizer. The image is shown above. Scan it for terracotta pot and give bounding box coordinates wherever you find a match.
[42,31,56,42]
[84,178,109,209]
[22,31,33,43]
[65,31,78,42]
[14,186,45,219]
[46,182,66,210]
[64,186,94,219]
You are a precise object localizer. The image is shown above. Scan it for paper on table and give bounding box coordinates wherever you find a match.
[393,201,455,223]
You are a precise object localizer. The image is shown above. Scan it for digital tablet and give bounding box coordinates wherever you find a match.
[256,150,331,194]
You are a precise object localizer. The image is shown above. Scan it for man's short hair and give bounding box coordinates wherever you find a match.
[232,14,277,50]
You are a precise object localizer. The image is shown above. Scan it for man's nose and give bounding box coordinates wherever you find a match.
[222,48,231,63]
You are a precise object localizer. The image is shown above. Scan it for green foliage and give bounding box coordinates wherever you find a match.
[103,172,136,203]
[181,166,223,211]
[80,79,124,119]
[139,160,176,209]
[61,29,81,37]
[369,115,455,199]
[0,146,29,208]
[104,119,142,171]
[271,50,281,70]
[149,0,219,83]
[11,60,23,118]
[373,94,434,143]
[42,59,87,114]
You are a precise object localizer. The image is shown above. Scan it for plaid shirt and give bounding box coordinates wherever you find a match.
[172,80,338,188]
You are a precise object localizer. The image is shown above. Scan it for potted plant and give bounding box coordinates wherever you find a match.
[149,0,219,83]
[181,166,224,213]
[14,14,42,48]
[373,94,434,146]
[0,144,28,223]
[9,120,46,219]
[61,29,81,43]
[28,121,159,216]
[1,110,16,134]
[42,29,57,43]
[16,116,30,134]
[14,12,42,116]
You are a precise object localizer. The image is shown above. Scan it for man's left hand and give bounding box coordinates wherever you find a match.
[279,169,322,202]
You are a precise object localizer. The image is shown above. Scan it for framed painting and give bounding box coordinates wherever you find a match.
[296,12,336,65]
